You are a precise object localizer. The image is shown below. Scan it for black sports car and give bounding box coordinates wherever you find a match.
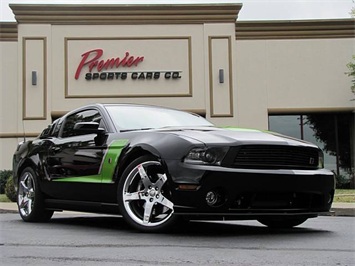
[13,104,335,232]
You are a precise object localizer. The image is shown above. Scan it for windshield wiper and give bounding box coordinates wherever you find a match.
[120,128,153,132]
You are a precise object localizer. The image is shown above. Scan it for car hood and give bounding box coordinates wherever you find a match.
[159,127,317,148]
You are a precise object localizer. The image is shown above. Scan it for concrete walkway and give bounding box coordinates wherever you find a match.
[329,202,355,216]
[1,202,354,216]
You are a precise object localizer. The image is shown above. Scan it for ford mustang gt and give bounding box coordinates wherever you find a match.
[13,104,335,232]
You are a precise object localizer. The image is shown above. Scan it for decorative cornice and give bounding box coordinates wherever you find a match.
[3,6,355,41]
[236,19,355,40]
[0,22,18,41]
[10,4,242,25]
[268,107,355,114]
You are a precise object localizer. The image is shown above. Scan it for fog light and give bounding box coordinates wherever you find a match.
[206,190,225,207]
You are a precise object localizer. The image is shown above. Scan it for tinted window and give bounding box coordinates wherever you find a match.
[51,119,62,137]
[61,109,102,138]
[39,120,58,138]
[39,126,51,138]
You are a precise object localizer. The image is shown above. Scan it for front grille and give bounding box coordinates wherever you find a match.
[231,145,319,170]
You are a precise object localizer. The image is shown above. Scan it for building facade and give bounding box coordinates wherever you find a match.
[0,3,354,183]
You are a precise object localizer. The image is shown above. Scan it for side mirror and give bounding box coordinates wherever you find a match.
[73,122,105,135]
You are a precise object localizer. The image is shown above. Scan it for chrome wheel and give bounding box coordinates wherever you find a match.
[17,167,53,222]
[118,156,175,231]
[18,171,35,217]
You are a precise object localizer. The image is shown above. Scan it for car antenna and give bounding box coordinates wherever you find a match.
[22,119,26,142]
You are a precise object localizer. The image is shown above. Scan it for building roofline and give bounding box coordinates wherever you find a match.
[3,4,354,41]
[9,3,243,25]
[236,18,355,40]
[0,22,18,41]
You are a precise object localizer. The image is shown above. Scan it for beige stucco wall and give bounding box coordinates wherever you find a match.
[17,22,236,124]
[0,42,18,133]
[1,13,354,170]
[50,24,206,112]
[1,21,237,170]
[0,41,20,170]
[235,38,355,130]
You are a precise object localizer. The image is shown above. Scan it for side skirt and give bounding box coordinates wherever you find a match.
[45,199,120,215]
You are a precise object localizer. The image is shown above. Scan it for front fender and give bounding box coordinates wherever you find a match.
[114,143,161,183]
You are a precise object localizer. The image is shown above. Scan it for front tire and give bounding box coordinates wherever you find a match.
[117,155,176,232]
[17,167,53,222]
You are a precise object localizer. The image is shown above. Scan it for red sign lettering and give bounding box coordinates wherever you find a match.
[75,49,144,79]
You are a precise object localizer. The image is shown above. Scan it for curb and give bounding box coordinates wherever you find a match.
[329,208,355,217]
[0,208,17,214]
[0,203,18,214]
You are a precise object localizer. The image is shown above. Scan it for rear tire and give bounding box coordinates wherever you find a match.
[117,155,177,232]
[258,217,308,228]
[17,167,53,222]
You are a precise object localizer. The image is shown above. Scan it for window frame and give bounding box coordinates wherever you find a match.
[59,108,106,138]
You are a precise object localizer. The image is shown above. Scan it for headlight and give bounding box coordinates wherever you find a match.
[184,147,228,165]
[318,150,324,169]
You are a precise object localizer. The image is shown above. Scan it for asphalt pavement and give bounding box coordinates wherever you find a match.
[1,212,354,266]
[1,202,354,216]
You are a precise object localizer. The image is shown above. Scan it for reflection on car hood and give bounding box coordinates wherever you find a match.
[159,127,316,147]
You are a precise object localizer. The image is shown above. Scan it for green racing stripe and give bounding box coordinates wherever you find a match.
[223,126,261,132]
[53,139,128,184]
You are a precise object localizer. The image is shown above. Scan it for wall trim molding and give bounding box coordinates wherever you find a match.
[0,133,39,139]
[236,19,355,40]
[208,36,234,118]
[22,37,47,120]
[64,37,193,98]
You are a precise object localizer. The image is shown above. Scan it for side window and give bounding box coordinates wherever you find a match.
[39,126,51,138]
[39,120,59,138]
[51,119,63,137]
[61,109,103,138]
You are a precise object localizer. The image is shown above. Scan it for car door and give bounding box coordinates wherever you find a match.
[45,108,108,201]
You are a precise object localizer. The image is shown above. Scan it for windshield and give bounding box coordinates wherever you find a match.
[105,105,213,131]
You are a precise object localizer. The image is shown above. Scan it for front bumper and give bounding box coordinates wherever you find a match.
[169,163,335,217]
